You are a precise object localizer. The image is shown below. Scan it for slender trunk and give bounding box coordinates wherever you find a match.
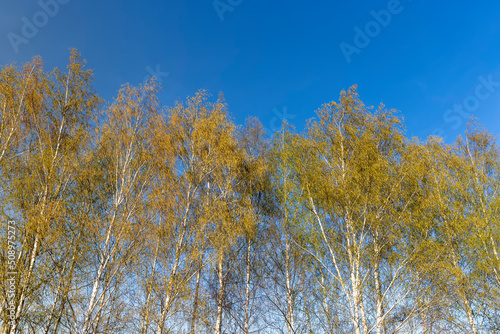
[374,262,384,334]
[351,262,361,334]
[215,256,225,334]
[374,237,385,334]
[464,296,478,334]
[91,312,101,334]
[347,227,361,334]
[189,259,202,334]
[81,251,108,334]
[51,294,67,334]
[284,233,295,334]
[244,239,252,334]
[359,280,367,334]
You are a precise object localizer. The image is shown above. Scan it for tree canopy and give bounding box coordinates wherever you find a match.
[1,51,499,334]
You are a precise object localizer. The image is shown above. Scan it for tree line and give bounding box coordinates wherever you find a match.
[1,50,499,333]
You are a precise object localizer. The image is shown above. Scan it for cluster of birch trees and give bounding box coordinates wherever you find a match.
[1,51,500,334]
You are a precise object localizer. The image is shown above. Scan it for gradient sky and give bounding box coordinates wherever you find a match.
[2,0,500,142]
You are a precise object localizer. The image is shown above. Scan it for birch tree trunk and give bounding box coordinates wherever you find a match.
[215,255,225,334]
[284,233,295,334]
[244,239,252,334]
[189,259,202,334]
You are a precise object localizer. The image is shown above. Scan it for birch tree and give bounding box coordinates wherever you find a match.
[0,50,100,334]
[79,80,158,334]
[294,86,432,333]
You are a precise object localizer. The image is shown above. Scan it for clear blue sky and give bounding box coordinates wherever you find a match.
[2,0,500,142]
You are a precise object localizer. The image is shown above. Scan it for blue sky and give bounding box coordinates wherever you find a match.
[2,0,500,142]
